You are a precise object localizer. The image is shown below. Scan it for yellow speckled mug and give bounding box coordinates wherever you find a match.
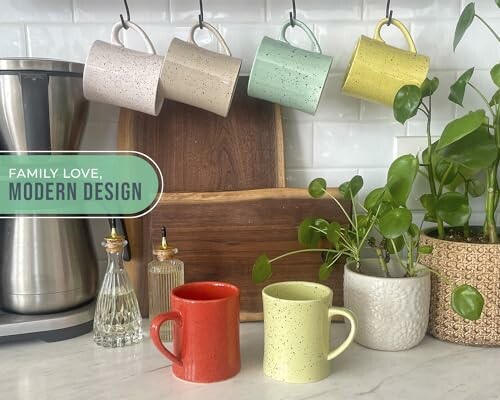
[262,281,357,383]
[342,18,430,106]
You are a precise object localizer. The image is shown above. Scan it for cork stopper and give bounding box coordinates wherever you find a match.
[153,226,178,261]
[103,219,128,253]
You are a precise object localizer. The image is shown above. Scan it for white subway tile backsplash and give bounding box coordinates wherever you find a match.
[466,0,500,18]
[314,122,403,168]
[73,0,169,23]
[363,0,460,20]
[266,0,362,23]
[0,0,72,23]
[357,168,389,199]
[27,24,110,62]
[315,22,368,72]
[283,121,313,168]
[286,168,358,188]
[0,25,26,57]
[407,120,449,137]
[412,19,500,70]
[170,0,266,23]
[219,24,280,73]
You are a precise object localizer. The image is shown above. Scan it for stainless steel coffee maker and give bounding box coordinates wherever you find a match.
[0,59,98,340]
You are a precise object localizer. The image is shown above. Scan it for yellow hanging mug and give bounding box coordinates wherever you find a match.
[342,18,430,106]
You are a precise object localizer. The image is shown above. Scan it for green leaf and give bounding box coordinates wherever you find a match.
[420,193,437,219]
[298,217,321,247]
[327,222,341,249]
[378,208,412,239]
[490,89,500,106]
[408,223,420,238]
[435,159,459,185]
[438,126,497,169]
[319,263,333,281]
[418,245,433,254]
[393,85,422,124]
[436,192,471,226]
[314,218,329,232]
[454,2,475,51]
[448,67,474,106]
[451,284,484,320]
[386,235,405,254]
[308,178,326,198]
[468,179,486,197]
[387,154,419,206]
[421,77,440,97]
[252,254,272,283]
[496,0,500,8]
[491,63,500,87]
[364,187,385,211]
[437,110,486,149]
[339,175,363,200]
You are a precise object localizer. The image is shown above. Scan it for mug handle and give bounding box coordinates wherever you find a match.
[326,307,357,361]
[373,18,417,53]
[150,311,183,367]
[189,21,232,56]
[110,20,157,54]
[279,19,322,54]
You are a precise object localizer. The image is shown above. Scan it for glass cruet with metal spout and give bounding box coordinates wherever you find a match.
[148,226,184,342]
[93,219,143,347]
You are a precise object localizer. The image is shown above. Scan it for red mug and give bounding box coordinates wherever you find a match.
[150,281,241,383]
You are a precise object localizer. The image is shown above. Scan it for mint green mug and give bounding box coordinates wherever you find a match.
[248,20,333,115]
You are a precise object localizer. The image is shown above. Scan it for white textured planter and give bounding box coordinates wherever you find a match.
[343,259,431,351]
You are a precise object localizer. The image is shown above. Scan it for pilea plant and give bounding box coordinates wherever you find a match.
[252,155,484,320]
[393,1,500,243]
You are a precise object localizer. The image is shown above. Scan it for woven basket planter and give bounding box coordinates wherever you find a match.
[419,230,500,346]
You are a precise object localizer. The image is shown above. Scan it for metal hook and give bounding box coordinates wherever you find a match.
[385,0,393,26]
[120,0,131,30]
[198,0,204,29]
[289,0,297,27]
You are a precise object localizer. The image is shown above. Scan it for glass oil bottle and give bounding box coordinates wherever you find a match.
[148,226,184,342]
[93,219,143,347]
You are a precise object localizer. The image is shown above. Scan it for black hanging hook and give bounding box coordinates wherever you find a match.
[198,0,204,29]
[120,0,131,30]
[385,0,393,26]
[289,0,297,27]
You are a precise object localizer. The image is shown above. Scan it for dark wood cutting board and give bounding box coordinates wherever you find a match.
[118,76,286,316]
[141,188,350,320]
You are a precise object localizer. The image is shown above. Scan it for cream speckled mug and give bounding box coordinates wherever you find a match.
[83,21,164,116]
[160,21,242,117]
[262,281,357,383]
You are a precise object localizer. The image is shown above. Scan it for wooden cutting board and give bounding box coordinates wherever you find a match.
[118,76,286,316]
[140,188,350,320]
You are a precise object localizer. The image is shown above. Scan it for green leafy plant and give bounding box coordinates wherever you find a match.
[393,2,500,243]
[251,155,484,320]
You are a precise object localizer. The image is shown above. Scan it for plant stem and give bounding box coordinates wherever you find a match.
[475,14,500,42]
[374,247,388,277]
[270,248,339,263]
[463,181,471,239]
[485,166,498,243]
[467,82,495,119]
[423,96,445,239]
[390,239,406,274]
[323,189,355,227]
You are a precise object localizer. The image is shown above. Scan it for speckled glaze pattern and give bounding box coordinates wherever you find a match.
[342,18,430,106]
[83,21,164,116]
[161,22,241,117]
[248,19,333,115]
[262,281,357,383]
[419,231,500,346]
[343,260,431,351]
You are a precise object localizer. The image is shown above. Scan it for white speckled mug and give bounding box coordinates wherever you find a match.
[83,21,164,116]
[262,281,357,383]
[160,21,242,117]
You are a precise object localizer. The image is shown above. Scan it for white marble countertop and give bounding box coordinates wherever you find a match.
[1,321,499,400]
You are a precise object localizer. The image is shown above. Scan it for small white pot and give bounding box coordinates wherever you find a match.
[343,259,430,351]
